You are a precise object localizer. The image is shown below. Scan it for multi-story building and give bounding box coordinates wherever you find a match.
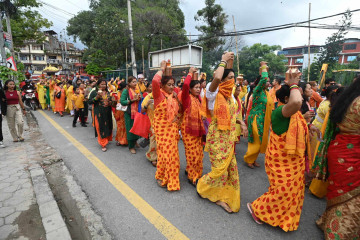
[339,38,360,64]
[277,45,322,72]
[278,38,360,72]
[18,30,84,76]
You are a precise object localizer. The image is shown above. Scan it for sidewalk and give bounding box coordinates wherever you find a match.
[0,115,70,240]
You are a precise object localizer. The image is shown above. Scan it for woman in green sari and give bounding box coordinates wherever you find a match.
[120,76,141,154]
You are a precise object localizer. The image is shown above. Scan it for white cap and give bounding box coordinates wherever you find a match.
[137,74,144,79]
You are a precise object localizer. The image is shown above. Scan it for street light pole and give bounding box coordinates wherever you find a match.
[127,0,137,77]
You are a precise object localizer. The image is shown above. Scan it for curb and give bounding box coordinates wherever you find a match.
[29,164,71,240]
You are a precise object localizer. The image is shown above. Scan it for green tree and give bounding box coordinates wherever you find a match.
[67,0,187,71]
[308,10,352,81]
[317,10,352,68]
[194,0,228,51]
[238,43,286,82]
[194,0,228,78]
[3,0,52,47]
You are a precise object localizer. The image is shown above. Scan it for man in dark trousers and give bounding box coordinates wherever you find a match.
[0,80,7,147]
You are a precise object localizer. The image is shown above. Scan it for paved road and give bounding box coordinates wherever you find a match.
[33,110,326,240]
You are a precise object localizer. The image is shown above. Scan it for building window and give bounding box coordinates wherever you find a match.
[20,55,27,61]
[32,45,43,50]
[344,44,356,50]
[347,55,357,61]
[33,55,44,61]
[295,58,303,64]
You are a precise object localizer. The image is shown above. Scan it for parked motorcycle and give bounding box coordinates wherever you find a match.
[23,89,38,111]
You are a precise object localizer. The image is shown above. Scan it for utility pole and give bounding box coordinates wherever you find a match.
[0,12,7,66]
[127,0,137,77]
[142,45,144,75]
[125,48,128,80]
[232,15,240,75]
[307,3,311,82]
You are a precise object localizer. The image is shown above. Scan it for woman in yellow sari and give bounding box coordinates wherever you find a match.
[49,78,56,112]
[244,65,274,168]
[36,79,47,110]
[152,61,181,191]
[66,80,74,116]
[196,52,240,213]
[141,83,157,166]
[248,67,317,231]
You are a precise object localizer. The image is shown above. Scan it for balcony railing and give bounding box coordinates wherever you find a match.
[47,59,62,64]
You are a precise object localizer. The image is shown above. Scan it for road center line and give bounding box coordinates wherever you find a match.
[38,110,190,240]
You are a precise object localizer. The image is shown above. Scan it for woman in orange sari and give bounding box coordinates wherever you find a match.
[152,60,181,191]
[181,67,205,186]
[313,77,360,240]
[54,82,66,117]
[114,81,128,146]
[196,52,240,213]
[248,66,317,231]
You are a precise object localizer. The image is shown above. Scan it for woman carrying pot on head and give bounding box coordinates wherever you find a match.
[152,60,182,191]
[244,62,274,169]
[180,67,206,186]
[196,52,241,213]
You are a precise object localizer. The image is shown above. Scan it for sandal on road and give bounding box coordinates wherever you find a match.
[101,147,107,152]
[247,203,263,224]
[216,201,233,214]
[247,163,254,169]
[253,162,260,167]
[157,179,166,188]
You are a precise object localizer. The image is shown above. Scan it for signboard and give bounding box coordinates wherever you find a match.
[6,56,17,71]
[3,32,12,49]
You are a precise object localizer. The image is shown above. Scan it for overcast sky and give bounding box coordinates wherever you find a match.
[38,0,360,50]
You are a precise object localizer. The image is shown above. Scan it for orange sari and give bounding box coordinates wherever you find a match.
[181,95,204,184]
[251,111,310,232]
[154,98,180,191]
[54,86,66,112]
[114,91,128,145]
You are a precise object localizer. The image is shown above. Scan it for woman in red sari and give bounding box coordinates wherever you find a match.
[314,77,360,240]
[152,60,182,191]
[180,67,205,186]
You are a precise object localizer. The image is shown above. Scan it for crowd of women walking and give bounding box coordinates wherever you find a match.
[0,51,358,240]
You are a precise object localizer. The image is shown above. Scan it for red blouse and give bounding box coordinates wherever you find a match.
[5,91,19,105]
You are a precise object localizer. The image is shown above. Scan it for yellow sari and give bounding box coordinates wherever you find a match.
[196,97,240,212]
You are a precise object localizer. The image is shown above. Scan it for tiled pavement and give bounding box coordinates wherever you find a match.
[0,116,70,240]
